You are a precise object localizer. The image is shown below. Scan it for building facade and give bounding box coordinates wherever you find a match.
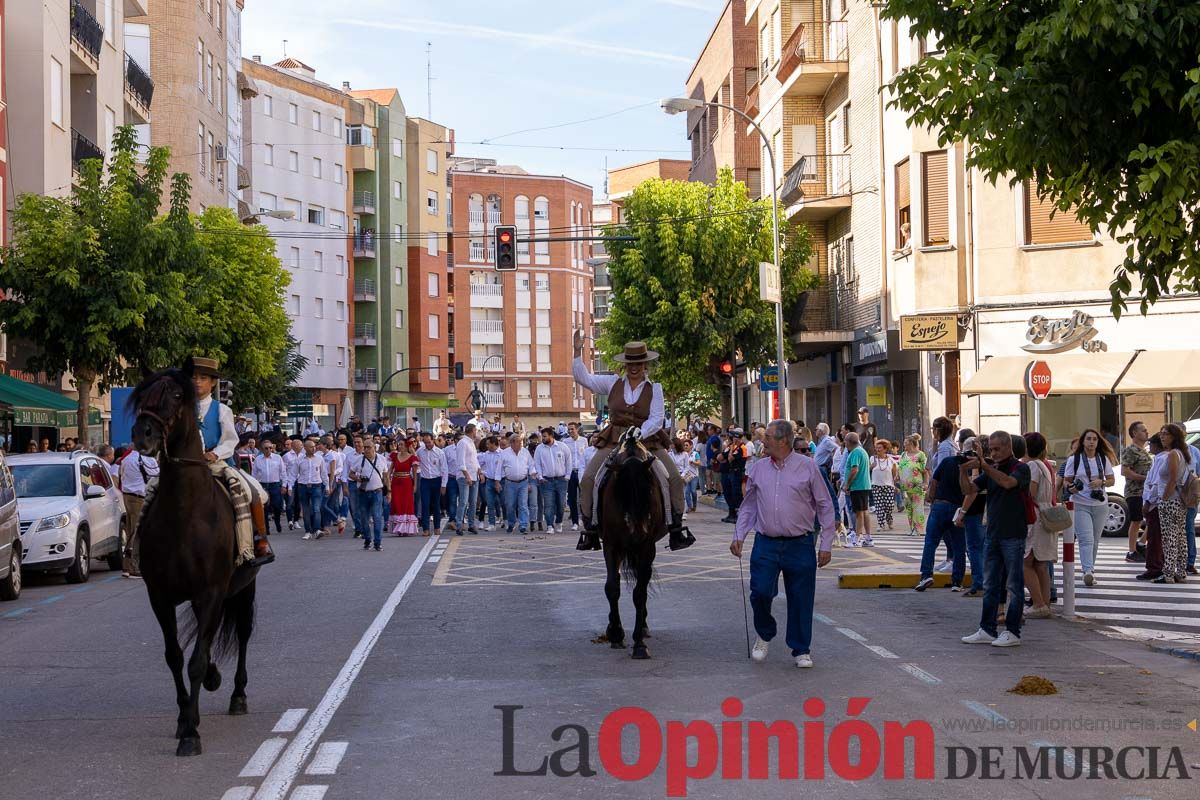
[243,57,352,426]
[451,162,595,426]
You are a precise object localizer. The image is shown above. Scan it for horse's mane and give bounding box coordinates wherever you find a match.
[127,368,196,417]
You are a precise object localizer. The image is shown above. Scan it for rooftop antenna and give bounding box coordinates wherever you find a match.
[282,39,288,58]
[426,41,433,118]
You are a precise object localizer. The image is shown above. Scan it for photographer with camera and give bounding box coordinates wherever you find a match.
[351,438,391,551]
[1063,428,1116,587]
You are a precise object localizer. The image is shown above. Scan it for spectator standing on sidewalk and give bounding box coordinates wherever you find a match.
[1138,434,1168,581]
[1022,433,1059,618]
[961,432,1031,647]
[870,440,898,531]
[1063,428,1116,586]
[897,435,928,536]
[1156,423,1192,583]
[1175,420,1200,576]
[118,448,158,578]
[1121,421,1152,563]
[841,431,873,546]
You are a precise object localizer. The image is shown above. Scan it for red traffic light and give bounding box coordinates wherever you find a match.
[720,361,733,375]
[498,230,512,244]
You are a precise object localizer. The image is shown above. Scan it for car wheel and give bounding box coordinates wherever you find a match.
[106,518,127,572]
[65,530,90,584]
[1104,494,1130,539]
[0,547,20,601]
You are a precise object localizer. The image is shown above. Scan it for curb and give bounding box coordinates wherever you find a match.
[1147,642,1200,663]
[838,570,975,590]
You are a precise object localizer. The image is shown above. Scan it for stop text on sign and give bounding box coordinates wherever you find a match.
[1024,361,1052,400]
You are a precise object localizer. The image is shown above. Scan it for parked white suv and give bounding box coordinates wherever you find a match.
[9,452,126,583]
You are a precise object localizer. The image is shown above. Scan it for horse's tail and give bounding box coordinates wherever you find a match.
[608,457,662,589]
[178,582,256,665]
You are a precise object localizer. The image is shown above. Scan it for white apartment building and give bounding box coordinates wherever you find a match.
[224,0,248,213]
[247,58,350,393]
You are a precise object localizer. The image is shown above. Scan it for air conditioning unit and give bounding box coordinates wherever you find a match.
[215,145,228,162]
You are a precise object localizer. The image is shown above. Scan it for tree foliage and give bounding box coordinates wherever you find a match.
[599,168,817,401]
[674,384,722,424]
[234,334,309,412]
[882,0,1200,315]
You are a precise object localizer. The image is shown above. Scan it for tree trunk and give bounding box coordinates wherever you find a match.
[75,369,95,448]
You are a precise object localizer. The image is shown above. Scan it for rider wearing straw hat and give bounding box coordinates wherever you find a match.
[571,332,693,552]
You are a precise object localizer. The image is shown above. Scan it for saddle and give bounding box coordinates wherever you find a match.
[593,448,672,534]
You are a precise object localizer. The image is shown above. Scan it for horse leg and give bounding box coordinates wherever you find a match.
[229,581,256,715]
[631,554,654,659]
[178,591,223,757]
[149,593,189,740]
[603,546,624,648]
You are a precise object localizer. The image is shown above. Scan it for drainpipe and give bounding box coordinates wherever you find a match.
[874,5,890,334]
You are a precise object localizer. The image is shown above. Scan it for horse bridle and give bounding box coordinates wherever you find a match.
[136,407,210,467]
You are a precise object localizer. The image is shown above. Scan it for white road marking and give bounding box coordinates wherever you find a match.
[899,663,942,684]
[963,700,1008,726]
[272,709,308,733]
[812,612,836,625]
[865,644,899,659]
[239,738,288,777]
[836,627,866,642]
[222,788,256,800]
[288,787,328,800]
[305,742,349,776]
[428,556,441,563]
[254,535,439,800]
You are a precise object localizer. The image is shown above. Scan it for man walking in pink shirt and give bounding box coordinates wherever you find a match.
[730,419,835,669]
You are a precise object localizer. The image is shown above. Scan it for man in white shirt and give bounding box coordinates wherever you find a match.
[295,439,328,539]
[433,410,454,436]
[444,432,462,533]
[352,439,390,551]
[282,438,304,530]
[534,428,574,532]
[118,449,159,578]
[455,424,482,534]
[565,422,588,532]
[317,437,342,534]
[499,433,535,533]
[252,440,286,534]
[416,431,448,535]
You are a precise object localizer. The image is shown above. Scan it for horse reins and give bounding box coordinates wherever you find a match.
[136,408,210,467]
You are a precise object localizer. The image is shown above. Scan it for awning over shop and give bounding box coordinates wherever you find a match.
[0,373,101,427]
[381,395,458,409]
[1113,350,1200,393]
[963,352,1138,395]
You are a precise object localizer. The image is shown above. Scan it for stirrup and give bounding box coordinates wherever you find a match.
[668,525,696,552]
[576,523,601,551]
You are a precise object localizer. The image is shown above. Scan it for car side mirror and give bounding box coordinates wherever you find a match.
[84,485,106,500]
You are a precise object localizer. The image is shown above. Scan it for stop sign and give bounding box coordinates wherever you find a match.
[1024,361,1052,400]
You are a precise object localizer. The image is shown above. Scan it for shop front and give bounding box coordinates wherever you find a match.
[0,373,102,452]
[962,299,1200,459]
[851,327,921,444]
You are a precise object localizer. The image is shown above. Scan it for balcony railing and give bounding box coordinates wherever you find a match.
[353,230,376,258]
[353,190,376,213]
[472,355,504,372]
[781,152,852,206]
[471,319,503,334]
[71,129,104,171]
[468,210,485,225]
[353,279,376,302]
[484,391,505,408]
[470,282,502,298]
[352,323,377,346]
[346,125,374,147]
[777,20,849,85]
[124,53,154,110]
[469,240,485,261]
[70,0,104,61]
[353,368,379,389]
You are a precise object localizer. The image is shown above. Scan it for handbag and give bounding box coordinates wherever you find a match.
[1037,459,1072,533]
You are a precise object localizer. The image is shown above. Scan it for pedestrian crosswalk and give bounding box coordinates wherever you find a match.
[864,531,1200,642]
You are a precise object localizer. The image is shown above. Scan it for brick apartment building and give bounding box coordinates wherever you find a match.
[450,160,595,426]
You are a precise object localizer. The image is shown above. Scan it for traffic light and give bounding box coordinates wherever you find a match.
[494,225,517,271]
[219,379,234,405]
[454,361,464,380]
[719,361,733,377]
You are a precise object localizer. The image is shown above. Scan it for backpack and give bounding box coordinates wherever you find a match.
[1184,470,1200,508]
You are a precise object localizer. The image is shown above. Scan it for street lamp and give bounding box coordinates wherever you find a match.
[660,97,790,422]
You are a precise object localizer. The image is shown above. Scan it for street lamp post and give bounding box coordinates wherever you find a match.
[480,353,506,413]
[661,97,790,422]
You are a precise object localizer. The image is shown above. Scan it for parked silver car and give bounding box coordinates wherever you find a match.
[9,452,126,584]
[0,451,23,600]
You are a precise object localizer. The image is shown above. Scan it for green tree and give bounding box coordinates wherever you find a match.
[598,168,816,402]
[882,0,1200,315]
[674,384,722,425]
[0,126,194,444]
[235,334,309,414]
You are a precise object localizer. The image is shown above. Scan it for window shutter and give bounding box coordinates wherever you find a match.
[922,151,949,245]
[1025,181,1092,245]
[895,159,911,210]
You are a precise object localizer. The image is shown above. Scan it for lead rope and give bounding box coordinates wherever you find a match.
[738,548,751,659]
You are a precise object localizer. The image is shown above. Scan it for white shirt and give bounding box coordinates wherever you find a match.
[572,357,665,439]
[295,453,327,485]
[351,453,390,491]
[669,449,696,482]
[433,416,453,435]
[119,451,159,496]
[479,449,502,481]
[457,436,481,481]
[534,440,573,479]
[283,448,303,487]
[416,443,448,486]
[444,439,461,476]
[565,434,588,475]
[338,447,356,481]
[252,453,285,484]
[499,447,534,481]
[197,396,238,461]
[1063,452,1115,507]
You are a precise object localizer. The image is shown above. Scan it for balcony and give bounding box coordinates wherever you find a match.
[123,54,154,124]
[777,20,849,97]
[788,281,857,347]
[745,81,760,119]
[353,230,376,259]
[484,391,505,409]
[71,129,104,173]
[468,240,485,262]
[447,333,455,351]
[471,355,504,373]
[780,153,853,222]
[469,282,503,308]
[352,323,377,347]
[353,190,376,214]
[237,164,251,190]
[353,279,377,302]
[353,368,379,390]
[347,126,376,172]
[70,0,103,72]
[470,318,503,344]
[124,0,148,16]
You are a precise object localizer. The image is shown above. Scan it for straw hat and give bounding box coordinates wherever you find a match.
[191,356,222,378]
[612,341,659,364]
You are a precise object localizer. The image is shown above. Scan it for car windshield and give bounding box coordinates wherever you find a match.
[11,464,76,498]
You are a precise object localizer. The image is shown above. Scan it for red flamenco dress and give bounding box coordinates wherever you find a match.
[388,453,419,536]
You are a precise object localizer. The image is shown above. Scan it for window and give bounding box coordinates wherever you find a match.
[534,197,549,220]
[288,151,299,172]
[746,168,761,199]
[1024,181,1093,246]
[517,345,531,369]
[331,117,342,138]
[395,309,405,328]
[335,254,345,275]
[314,251,323,271]
[517,380,532,401]
[427,191,439,215]
[258,192,277,212]
[336,347,345,368]
[312,110,321,131]
[536,345,551,369]
[264,94,273,116]
[197,40,204,90]
[536,310,550,328]
[393,224,403,239]
[428,355,440,381]
[393,180,402,200]
[771,6,782,66]
[284,198,301,219]
[792,124,817,179]
[207,133,215,181]
[104,0,113,42]
[395,353,405,371]
[895,158,911,248]
[333,164,343,184]
[289,294,300,315]
[309,157,320,179]
[264,144,274,166]
[215,65,223,112]
[393,138,404,157]
[394,267,403,285]
[288,103,298,124]
[428,314,440,339]
[289,247,300,268]
[216,0,222,33]
[314,298,324,318]
[760,22,771,72]
[207,53,214,101]
[921,151,950,246]
[308,207,324,225]
[336,301,345,321]
[427,234,438,257]
[50,58,63,127]
[427,273,439,297]
[426,148,438,173]
[315,345,324,366]
[330,210,345,231]
[536,380,551,401]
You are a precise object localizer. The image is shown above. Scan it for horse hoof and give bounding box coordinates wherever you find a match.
[176,737,202,757]
[203,665,222,692]
[229,696,248,716]
[631,645,651,660]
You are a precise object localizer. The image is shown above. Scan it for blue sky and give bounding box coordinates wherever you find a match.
[241,0,724,196]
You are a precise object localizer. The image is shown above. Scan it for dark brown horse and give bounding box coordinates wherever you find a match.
[600,427,667,659]
[129,359,258,757]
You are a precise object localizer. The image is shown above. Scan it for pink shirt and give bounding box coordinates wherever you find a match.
[734,452,836,550]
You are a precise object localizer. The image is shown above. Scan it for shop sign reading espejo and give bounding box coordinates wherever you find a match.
[1023,310,1108,354]
[899,314,957,350]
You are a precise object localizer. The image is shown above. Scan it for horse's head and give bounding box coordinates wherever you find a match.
[128,361,199,459]
[617,426,649,463]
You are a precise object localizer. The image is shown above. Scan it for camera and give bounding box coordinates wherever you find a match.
[961,450,977,460]
[1089,489,1107,502]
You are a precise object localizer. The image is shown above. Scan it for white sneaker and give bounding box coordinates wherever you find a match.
[914,576,934,592]
[302,533,312,540]
[991,631,1021,647]
[935,560,953,573]
[961,628,996,644]
[751,637,770,662]
[571,523,579,531]
[1026,605,1052,619]
[1083,572,1095,586]
[846,532,859,547]
[794,654,813,669]
[860,536,874,547]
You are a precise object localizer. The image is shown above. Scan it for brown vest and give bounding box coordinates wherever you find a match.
[596,379,670,450]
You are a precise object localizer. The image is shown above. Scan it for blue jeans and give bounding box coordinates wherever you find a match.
[749,534,818,657]
[457,477,478,530]
[568,472,581,524]
[721,471,744,514]
[1072,502,1108,575]
[963,515,984,589]
[346,483,363,534]
[338,481,350,520]
[503,478,529,530]
[527,480,542,527]
[296,483,324,534]
[360,489,385,546]
[446,477,460,527]
[321,483,342,529]
[921,502,958,580]
[539,477,568,528]
[684,477,698,512]
[418,478,443,532]
[484,480,503,525]
[1186,507,1197,569]
[261,482,284,532]
[980,536,1025,638]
